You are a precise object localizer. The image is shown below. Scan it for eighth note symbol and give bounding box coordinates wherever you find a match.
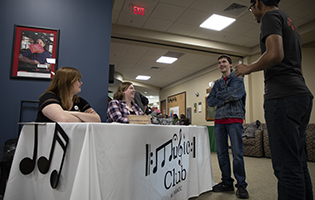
[19,124,38,175]
[152,139,172,174]
[37,122,69,189]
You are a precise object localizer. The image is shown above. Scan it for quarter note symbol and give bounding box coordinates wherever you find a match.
[19,124,38,175]
[37,122,69,189]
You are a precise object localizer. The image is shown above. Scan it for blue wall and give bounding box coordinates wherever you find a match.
[0,0,112,154]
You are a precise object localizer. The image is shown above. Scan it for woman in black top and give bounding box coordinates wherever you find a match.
[36,67,101,122]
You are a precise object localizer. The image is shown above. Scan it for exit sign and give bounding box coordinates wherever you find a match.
[131,5,146,16]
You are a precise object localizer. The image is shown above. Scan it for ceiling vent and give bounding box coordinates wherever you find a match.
[224,3,247,17]
[150,66,161,71]
[163,51,185,58]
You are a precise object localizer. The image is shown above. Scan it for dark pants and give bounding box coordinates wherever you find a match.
[214,123,247,188]
[264,96,313,200]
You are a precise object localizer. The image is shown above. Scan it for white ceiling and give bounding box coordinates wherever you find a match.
[110,0,315,100]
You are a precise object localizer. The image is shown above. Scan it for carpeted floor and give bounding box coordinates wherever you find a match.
[189,152,315,200]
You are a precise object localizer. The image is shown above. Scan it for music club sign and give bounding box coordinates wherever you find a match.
[144,128,196,198]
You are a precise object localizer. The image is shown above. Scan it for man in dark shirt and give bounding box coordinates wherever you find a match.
[236,0,313,199]
[134,91,149,113]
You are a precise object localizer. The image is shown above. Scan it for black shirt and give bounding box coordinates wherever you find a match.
[260,10,313,100]
[36,92,91,122]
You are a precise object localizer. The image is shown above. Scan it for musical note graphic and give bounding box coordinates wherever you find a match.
[152,139,172,174]
[176,129,183,166]
[171,133,178,160]
[144,128,198,179]
[19,124,38,175]
[191,137,196,158]
[37,122,69,189]
[145,144,151,176]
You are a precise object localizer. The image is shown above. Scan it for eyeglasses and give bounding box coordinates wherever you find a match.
[248,2,256,12]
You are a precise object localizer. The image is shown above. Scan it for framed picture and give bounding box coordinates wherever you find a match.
[10,24,60,79]
[205,97,215,121]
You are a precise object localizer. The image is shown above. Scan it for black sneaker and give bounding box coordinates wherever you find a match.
[212,182,234,192]
[236,186,249,198]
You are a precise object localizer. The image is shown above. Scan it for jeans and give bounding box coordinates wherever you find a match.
[264,96,313,200]
[214,123,247,188]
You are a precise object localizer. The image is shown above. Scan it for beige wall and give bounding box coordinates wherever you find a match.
[244,54,265,123]
[160,64,220,126]
[160,46,315,125]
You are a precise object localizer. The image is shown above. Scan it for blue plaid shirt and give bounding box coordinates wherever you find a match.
[107,99,143,123]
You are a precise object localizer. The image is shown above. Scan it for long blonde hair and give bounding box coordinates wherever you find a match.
[42,67,81,109]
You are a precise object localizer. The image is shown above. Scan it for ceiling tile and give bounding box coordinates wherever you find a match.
[160,0,195,8]
[224,21,257,35]
[190,0,231,13]
[111,10,120,24]
[177,9,211,26]
[145,47,169,56]
[209,31,238,43]
[150,3,186,21]
[143,18,174,31]
[117,12,148,28]
[189,27,213,39]
[126,45,150,54]
[113,0,124,11]
[166,23,196,35]
[242,26,260,38]
[228,35,257,46]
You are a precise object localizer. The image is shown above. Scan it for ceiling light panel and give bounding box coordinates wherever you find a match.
[136,75,151,80]
[156,56,178,64]
[200,14,236,31]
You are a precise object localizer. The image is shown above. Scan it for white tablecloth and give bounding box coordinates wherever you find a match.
[4,123,213,200]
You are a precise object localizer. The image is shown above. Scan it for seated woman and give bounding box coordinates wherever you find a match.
[172,114,179,125]
[35,67,101,122]
[107,82,143,123]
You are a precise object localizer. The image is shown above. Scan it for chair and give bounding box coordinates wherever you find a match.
[0,139,18,196]
[0,100,39,196]
[306,124,315,162]
[243,124,264,157]
[18,100,39,134]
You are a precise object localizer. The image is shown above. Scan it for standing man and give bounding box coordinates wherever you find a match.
[235,0,313,199]
[207,54,248,199]
[134,91,149,113]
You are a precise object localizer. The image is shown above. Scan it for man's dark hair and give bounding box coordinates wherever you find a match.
[218,54,232,64]
[250,0,280,7]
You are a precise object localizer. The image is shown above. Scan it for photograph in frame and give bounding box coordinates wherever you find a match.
[10,24,60,79]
